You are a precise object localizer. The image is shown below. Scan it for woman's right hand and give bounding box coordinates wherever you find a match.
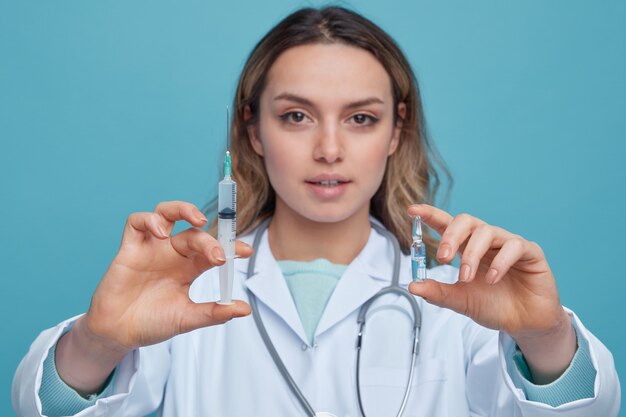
[56,201,252,394]
[85,200,252,350]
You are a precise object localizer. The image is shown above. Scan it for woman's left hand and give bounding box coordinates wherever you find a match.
[407,204,577,383]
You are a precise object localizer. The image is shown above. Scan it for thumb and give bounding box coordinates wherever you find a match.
[409,279,469,316]
[180,300,252,333]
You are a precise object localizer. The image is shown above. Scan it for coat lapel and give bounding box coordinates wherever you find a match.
[239,218,404,345]
[315,223,396,338]
[241,228,309,344]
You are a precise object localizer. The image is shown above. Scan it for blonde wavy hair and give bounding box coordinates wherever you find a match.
[206,6,450,262]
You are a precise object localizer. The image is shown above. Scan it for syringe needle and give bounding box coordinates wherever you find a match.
[226,105,230,150]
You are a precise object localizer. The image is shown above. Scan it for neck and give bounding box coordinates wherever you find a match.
[268,202,371,265]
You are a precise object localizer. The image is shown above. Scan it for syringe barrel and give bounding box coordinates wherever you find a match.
[217,177,237,304]
[218,252,234,304]
[217,177,237,257]
[218,178,237,218]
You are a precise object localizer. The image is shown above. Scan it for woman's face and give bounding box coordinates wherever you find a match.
[249,43,405,224]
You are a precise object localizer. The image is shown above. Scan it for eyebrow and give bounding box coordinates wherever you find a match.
[273,93,385,109]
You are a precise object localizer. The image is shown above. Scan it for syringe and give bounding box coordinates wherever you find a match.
[411,216,427,282]
[217,109,237,305]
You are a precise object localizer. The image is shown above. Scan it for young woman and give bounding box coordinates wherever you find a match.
[13,6,620,417]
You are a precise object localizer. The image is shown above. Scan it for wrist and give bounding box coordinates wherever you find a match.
[55,316,129,395]
[76,315,131,359]
[512,309,577,384]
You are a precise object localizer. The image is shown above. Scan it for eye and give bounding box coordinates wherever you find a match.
[350,114,378,126]
[279,111,310,124]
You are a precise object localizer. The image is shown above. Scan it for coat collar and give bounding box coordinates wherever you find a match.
[241,230,308,343]
[239,217,409,345]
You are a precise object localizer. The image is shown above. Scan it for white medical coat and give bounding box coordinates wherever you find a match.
[12,223,621,417]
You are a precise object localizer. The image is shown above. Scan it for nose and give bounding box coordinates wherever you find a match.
[313,123,344,164]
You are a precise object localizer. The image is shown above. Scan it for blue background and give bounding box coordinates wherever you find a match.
[1,1,624,416]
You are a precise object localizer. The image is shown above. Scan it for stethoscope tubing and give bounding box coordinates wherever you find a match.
[246,218,316,416]
[246,217,421,417]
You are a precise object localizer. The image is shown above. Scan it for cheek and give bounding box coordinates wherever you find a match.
[264,148,295,182]
[258,124,305,186]
[359,140,393,180]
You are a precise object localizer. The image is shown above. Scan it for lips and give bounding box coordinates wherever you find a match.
[305,174,350,186]
[314,180,342,186]
[305,174,351,199]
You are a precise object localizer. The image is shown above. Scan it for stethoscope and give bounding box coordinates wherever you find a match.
[246,217,422,417]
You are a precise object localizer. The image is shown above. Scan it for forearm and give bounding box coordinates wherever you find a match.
[55,316,129,396]
[512,308,577,384]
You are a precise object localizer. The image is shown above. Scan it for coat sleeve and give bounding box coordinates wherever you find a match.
[12,314,171,417]
[465,308,621,417]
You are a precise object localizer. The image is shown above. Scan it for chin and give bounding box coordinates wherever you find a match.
[294,203,366,225]
[275,190,371,226]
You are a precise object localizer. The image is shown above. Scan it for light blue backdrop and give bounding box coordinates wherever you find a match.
[1,1,624,416]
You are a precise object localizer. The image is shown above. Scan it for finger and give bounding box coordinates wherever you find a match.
[459,224,514,282]
[484,237,528,285]
[170,228,226,265]
[179,300,252,333]
[154,201,208,231]
[408,279,471,317]
[437,213,485,263]
[235,240,253,259]
[407,204,453,236]
[123,212,169,244]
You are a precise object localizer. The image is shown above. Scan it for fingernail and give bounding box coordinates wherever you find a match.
[438,244,451,260]
[197,215,208,223]
[211,247,226,262]
[157,226,168,238]
[460,264,471,282]
[408,281,421,294]
[486,268,498,284]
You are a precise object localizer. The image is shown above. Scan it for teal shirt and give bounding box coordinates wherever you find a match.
[39,260,596,415]
[40,338,116,416]
[512,325,596,407]
[278,258,347,345]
